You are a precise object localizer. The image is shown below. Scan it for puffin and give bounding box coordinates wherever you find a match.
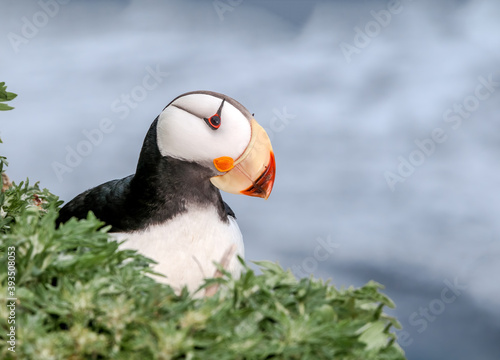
[57,91,276,293]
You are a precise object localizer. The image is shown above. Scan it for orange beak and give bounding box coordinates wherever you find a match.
[210,119,276,199]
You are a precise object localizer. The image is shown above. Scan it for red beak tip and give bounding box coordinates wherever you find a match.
[241,152,276,199]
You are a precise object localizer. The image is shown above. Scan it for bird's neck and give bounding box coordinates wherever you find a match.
[136,155,218,199]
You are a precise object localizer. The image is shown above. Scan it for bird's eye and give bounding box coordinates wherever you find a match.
[204,98,225,131]
[205,114,221,130]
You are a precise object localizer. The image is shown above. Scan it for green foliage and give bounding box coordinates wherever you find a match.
[0,180,406,360]
[0,82,17,111]
[0,179,61,234]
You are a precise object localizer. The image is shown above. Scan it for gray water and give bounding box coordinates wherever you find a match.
[1,1,500,359]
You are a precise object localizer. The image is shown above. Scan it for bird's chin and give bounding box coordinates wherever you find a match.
[210,119,276,200]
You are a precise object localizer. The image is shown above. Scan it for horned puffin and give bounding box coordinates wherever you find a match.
[57,91,276,293]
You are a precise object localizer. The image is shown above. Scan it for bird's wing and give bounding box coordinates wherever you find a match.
[57,175,134,231]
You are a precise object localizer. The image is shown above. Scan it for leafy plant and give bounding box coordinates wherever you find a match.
[0,83,17,111]
[0,180,406,360]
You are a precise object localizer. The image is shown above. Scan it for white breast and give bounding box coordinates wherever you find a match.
[112,206,244,294]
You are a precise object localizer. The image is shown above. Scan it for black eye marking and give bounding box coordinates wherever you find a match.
[204,98,225,130]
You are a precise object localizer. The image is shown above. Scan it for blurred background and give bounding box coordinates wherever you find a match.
[1,0,499,358]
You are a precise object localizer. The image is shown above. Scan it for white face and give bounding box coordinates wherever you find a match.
[157,92,252,172]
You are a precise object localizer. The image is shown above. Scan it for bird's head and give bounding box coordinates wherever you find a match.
[156,91,275,199]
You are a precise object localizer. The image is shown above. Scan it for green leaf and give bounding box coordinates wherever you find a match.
[0,103,15,111]
[0,82,17,111]
[357,321,391,351]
